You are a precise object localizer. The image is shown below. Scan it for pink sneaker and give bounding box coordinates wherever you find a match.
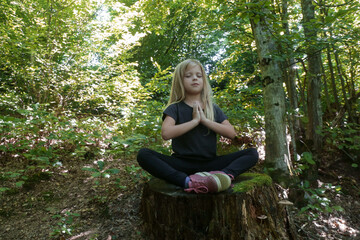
[209,171,235,181]
[185,172,230,193]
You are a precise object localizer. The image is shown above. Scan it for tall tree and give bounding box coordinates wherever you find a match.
[280,0,302,161]
[249,0,291,182]
[301,0,323,152]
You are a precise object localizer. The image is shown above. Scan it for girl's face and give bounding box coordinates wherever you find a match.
[182,64,204,96]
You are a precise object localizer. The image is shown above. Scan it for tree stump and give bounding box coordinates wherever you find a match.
[140,173,296,240]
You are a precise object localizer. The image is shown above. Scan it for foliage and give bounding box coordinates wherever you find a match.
[50,211,80,238]
[321,123,360,165]
[144,62,173,103]
[82,160,120,186]
[129,0,235,82]
[293,151,316,175]
[125,164,151,182]
[295,152,344,221]
[0,0,100,106]
[1,104,103,164]
[299,180,344,221]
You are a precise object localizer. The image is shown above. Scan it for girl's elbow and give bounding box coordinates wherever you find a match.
[227,128,237,140]
[162,135,170,141]
[222,132,236,140]
[228,132,236,140]
[161,131,171,141]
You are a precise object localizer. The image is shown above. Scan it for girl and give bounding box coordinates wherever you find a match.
[137,59,258,193]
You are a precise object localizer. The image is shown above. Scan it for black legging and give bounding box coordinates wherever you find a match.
[137,148,259,188]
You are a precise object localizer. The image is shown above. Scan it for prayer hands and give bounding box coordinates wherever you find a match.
[192,101,207,124]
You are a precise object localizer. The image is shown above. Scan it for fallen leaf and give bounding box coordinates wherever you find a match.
[278,200,294,205]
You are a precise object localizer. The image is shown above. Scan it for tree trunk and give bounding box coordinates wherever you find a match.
[281,0,302,162]
[321,61,331,114]
[345,46,359,124]
[140,173,297,240]
[326,43,340,112]
[332,42,354,123]
[301,0,323,152]
[281,0,300,131]
[321,7,340,114]
[249,0,290,182]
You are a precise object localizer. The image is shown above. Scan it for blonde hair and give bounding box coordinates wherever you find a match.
[166,59,215,121]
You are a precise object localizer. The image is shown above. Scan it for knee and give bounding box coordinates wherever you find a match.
[249,148,259,164]
[137,148,150,165]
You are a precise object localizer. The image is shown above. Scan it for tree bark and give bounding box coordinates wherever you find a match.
[249,0,291,182]
[326,43,340,112]
[321,6,340,113]
[321,60,331,113]
[140,174,297,240]
[281,0,303,163]
[332,42,354,123]
[301,0,323,152]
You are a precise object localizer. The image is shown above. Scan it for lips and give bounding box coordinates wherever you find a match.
[191,83,199,86]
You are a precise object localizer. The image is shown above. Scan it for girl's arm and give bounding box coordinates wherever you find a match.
[198,104,237,140]
[161,105,201,140]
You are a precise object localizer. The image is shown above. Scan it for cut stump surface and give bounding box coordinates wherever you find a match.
[140,173,295,240]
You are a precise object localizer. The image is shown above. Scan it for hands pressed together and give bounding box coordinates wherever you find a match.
[192,101,207,125]
[191,101,236,139]
[162,101,236,140]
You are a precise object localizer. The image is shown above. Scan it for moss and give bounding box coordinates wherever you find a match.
[232,173,272,193]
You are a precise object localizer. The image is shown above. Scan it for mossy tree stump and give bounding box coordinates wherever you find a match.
[140,173,296,240]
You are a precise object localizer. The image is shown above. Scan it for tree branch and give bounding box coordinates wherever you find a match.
[313,0,355,8]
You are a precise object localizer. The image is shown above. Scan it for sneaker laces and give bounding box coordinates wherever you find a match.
[184,185,208,193]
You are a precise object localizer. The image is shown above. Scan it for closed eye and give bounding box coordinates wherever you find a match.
[184,73,202,78]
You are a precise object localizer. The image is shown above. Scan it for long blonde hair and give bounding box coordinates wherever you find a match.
[166,59,215,121]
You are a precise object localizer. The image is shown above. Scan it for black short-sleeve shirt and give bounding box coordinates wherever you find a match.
[163,101,228,160]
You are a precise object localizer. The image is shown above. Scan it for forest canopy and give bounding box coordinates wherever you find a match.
[1,0,358,163]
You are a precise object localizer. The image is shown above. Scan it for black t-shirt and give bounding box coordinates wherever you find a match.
[163,101,228,160]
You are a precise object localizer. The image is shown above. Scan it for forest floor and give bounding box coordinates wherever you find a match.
[0,150,359,240]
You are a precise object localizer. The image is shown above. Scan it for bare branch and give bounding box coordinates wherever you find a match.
[313,0,356,8]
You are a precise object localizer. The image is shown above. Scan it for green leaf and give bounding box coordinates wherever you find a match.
[302,152,315,165]
[9,172,21,178]
[16,181,25,187]
[82,167,98,172]
[351,163,358,168]
[300,205,310,213]
[92,172,102,178]
[37,157,49,163]
[254,15,260,24]
[332,206,344,211]
[0,187,10,192]
[105,168,120,174]
[303,180,310,188]
[97,161,105,171]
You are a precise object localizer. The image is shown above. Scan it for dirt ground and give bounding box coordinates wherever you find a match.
[292,155,360,240]
[0,152,359,240]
